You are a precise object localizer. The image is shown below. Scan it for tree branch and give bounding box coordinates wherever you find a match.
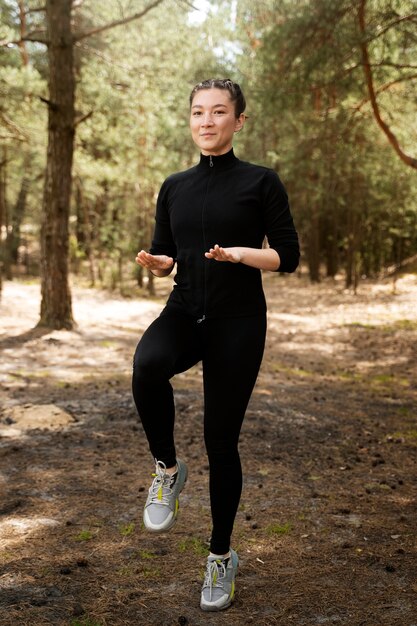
[372,61,417,70]
[39,96,58,111]
[0,112,29,141]
[73,0,165,42]
[351,73,417,113]
[384,252,417,277]
[357,0,417,169]
[23,5,46,15]
[75,110,93,127]
[22,27,48,42]
[366,12,417,43]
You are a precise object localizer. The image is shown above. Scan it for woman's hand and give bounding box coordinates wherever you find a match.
[205,244,242,263]
[205,244,280,271]
[135,250,174,276]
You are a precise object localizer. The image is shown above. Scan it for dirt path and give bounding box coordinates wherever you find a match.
[0,274,416,626]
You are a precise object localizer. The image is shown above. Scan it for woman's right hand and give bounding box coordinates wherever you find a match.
[135,250,174,275]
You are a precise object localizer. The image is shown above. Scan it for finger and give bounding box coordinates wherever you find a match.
[215,246,229,261]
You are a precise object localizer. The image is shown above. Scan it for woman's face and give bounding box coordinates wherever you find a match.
[190,88,245,156]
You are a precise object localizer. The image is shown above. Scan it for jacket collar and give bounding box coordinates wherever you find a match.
[197,148,238,171]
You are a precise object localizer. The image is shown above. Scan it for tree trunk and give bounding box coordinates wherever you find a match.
[38,0,75,329]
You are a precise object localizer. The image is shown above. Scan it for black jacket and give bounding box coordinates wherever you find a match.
[150,149,300,319]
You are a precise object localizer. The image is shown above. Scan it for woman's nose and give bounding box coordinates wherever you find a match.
[201,113,214,126]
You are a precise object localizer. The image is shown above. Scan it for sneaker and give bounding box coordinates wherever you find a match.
[143,458,187,532]
[200,549,239,611]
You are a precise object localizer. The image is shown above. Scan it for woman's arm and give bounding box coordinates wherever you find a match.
[205,244,280,271]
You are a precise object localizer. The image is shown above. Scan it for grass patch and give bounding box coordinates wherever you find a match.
[139,550,156,560]
[0,551,13,563]
[99,340,117,348]
[336,370,360,381]
[389,430,417,443]
[333,369,410,390]
[370,374,410,388]
[266,522,292,535]
[119,522,135,537]
[346,319,417,333]
[178,536,208,557]
[74,529,94,542]
[396,406,412,417]
[271,362,316,378]
[117,565,135,578]
[140,564,162,579]
[70,618,102,626]
[345,322,377,330]
[385,319,417,332]
[10,369,53,380]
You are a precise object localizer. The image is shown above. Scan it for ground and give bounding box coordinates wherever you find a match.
[0,272,416,626]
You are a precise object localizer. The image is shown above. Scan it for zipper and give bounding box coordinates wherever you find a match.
[200,157,214,323]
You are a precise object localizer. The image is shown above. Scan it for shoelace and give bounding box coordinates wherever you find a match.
[148,466,176,506]
[203,559,227,598]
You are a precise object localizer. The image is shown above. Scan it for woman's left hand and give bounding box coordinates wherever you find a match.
[205,244,242,263]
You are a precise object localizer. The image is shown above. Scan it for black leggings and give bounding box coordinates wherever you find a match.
[132,309,267,554]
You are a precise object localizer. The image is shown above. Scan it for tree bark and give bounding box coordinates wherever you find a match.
[38,0,75,329]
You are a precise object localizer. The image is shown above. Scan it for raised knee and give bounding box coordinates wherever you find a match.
[132,351,170,384]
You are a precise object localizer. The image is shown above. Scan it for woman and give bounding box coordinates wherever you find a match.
[132,78,299,611]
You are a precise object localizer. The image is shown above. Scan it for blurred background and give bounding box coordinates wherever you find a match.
[1,0,416,324]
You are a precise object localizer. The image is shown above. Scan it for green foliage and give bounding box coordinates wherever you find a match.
[1,0,416,288]
[234,0,417,283]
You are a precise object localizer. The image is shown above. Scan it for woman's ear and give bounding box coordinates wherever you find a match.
[234,113,246,133]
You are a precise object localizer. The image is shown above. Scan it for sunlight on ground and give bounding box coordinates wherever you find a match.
[0,280,163,386]
[0,404,75,438]
[1,274,416,391]
[0,517,60,551]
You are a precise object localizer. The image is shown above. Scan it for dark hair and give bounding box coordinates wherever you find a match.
[189,78,246,118]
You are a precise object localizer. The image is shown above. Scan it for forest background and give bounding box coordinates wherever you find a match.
[1,2,417,625]
[1,0,416,330]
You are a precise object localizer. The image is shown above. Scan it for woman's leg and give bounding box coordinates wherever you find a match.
[132,311,201,467]
[202,315,267,555]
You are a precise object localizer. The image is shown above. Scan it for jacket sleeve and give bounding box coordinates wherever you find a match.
[262,169,300,273]
[148,178,177,259]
